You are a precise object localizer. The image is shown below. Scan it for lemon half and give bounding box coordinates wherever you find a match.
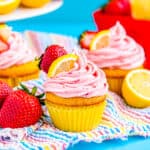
[0,0,21,14]
[21,0,50,8]
[122,69,150,108]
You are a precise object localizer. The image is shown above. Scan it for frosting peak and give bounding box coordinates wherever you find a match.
[110,22,126,41]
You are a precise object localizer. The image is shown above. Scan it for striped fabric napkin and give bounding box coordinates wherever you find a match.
[0,32,150,150]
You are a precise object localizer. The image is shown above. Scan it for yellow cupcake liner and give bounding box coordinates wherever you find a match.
[0,71,39,87]
[45,100,107,132]
[107,77,124,95]
[0,77,15,87]
[15,72,39,86]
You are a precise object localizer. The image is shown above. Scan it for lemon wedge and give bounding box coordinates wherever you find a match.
[0,24,11,42]
[21,0,50,8]
[122,69,150,108]
[0,0,21,14]
[48,54,78,77]
[90,30,110,50]
[0,24,7,28]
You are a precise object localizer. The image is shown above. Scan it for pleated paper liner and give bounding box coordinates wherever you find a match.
[45,100,106,132]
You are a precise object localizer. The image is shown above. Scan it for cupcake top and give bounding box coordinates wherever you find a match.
[86,22,145,70]
[44,52,108,98]
[0,26,37,69]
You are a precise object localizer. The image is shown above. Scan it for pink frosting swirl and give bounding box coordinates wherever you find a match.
[44,52,108,98]
[0,32,37,69]
[86,22,145,69]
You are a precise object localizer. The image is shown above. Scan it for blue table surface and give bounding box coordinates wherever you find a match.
[7,0,150,149]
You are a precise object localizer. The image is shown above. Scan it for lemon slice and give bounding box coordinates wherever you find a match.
[90,30,110,50]
[0,0,21,14]
[48,54,78,77]
[21,0,50,8]
[122,69,150,108]
[0,24,7,29]
[0,24,11,42]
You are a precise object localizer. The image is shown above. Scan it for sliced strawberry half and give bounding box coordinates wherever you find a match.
[79,31,97,50]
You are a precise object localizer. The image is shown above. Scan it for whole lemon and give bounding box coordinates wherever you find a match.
[122,69,150,108]
[0,0,21,14]
[21,0,50,8]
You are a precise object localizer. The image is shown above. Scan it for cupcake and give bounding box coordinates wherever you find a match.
[93,8,150,69]
[44,52,108,132]
[86,22,145,95]
[0,25,39,87]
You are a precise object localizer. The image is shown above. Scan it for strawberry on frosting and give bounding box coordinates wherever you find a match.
[0,28,37,69]
[86,22,145,69]
[44,52,108,98]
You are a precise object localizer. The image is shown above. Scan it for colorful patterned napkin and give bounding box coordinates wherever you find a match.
[0,32,150,150]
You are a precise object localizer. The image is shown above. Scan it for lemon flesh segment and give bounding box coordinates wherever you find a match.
[130,72,150,98]
[48,54,78,78]
[21,0,50,8]
[90,30,110,51]
[0,0,21,14]
[122,69,150,108]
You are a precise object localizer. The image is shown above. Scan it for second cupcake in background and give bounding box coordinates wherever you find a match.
[85,22,145,95]
[0,25,39,87]
[40,45,108,132]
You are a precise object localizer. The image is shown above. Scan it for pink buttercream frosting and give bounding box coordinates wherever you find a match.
[0,31,37,69]
[86,22,145,69]
[44,52,108,98]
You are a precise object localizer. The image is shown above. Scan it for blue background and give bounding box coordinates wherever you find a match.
[8,0,150,149]
[8,0,108,37]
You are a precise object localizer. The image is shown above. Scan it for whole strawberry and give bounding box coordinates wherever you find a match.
[39,45,67,73]
[0,80,12,107]
[0,85,43,128]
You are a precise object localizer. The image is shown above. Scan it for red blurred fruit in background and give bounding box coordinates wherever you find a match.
[103,0,131,15]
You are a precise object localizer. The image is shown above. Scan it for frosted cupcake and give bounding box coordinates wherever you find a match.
[0,25,39,87]
[44,52,108,132]
[86,22,145,95]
